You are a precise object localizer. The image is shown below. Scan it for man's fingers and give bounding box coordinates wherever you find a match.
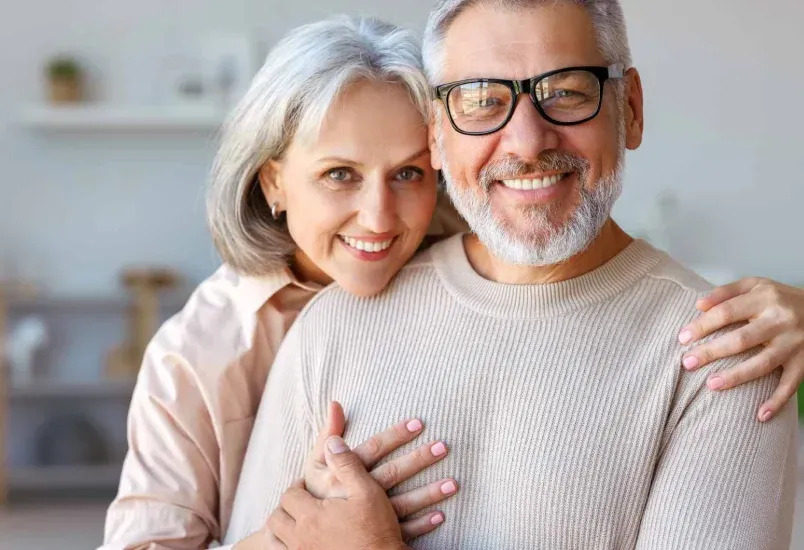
[325,436,381,494]
[279,484,319,519]
[267,507,296,545]
[679,292,759,345]
[311,401,346,464]
[758,354,803,422]
[352,417,425,469]
[695,278,762,312]
[371,441,449,490]
[400,512,446,541]
[390,478,458,518]
[262,532,288,550]
[289,478,305,490]
[681,319,775,370]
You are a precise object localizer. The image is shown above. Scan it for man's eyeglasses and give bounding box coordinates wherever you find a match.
[433,64,625,136]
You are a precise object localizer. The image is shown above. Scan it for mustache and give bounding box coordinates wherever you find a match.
[478,151,590,191]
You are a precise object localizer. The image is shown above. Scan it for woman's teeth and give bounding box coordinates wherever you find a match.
[340,236,394,253]
[501,173,566,190]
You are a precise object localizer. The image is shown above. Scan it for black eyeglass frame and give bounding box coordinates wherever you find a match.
[433,63,626,136]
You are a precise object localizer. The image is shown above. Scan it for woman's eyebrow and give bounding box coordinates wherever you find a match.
[317,147,430,168]
[393,147,430,167]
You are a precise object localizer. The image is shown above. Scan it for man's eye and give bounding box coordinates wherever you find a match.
[478,98,503,107]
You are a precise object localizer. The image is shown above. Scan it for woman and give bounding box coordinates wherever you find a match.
[102,15,804,550]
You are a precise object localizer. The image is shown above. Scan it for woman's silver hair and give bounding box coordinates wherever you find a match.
[422,0,633,85]
[207,15,431,276]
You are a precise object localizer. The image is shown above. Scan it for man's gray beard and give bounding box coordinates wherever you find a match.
[438,129,626,267]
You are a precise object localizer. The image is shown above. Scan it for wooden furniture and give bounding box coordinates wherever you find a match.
[106,268,181,379]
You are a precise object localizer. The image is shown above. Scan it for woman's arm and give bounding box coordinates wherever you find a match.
[679,278,803,420]
[102,341,225,549]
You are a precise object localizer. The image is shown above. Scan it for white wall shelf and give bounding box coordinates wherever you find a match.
[18,104,227,133]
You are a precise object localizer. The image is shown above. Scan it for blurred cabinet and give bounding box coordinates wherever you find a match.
[0,292,184,504]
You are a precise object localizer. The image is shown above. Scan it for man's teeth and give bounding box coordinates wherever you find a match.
[501,173,566,190]
[340,236,394,252]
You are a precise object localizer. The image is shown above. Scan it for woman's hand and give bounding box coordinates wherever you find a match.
[678,278,804,421]
[304,402,455,539]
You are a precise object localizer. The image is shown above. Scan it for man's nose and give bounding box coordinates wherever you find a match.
[497,96,560,161]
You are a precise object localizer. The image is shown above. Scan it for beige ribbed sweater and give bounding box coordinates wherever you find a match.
[224,234,797,549]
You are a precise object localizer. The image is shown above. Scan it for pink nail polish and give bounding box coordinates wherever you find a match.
[708,377,725,390]
[760,409,772,422]
[682,355,699,370]
[431,442,447,457]
[431,514,444,525]
[679,330,693,345]
[406,419,422,432]
[440,481,457,495]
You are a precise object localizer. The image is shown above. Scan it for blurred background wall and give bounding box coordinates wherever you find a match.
[0,0,801,548]
[0,0,802,296]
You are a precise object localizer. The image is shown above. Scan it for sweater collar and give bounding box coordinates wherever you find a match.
[430,233,665,319]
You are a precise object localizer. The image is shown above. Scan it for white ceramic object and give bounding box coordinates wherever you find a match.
[6,316,49,383]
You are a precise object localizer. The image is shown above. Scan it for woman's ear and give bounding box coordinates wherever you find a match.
[258,160,285,207]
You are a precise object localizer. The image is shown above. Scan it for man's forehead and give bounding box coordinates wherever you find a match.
[441,39,597,81]
[439,2,603,81]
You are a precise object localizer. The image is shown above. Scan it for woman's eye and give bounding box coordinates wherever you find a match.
[396,167,424,182]
[326,168,352,182]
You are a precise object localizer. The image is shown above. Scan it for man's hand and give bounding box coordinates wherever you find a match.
[678,278,804,421]
[269,436,446,550]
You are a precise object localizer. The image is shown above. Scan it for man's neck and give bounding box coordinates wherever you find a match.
[464,219,633,285]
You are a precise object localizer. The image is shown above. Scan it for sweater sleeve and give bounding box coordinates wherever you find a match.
[222,321,317,544]
[635,360,797,550]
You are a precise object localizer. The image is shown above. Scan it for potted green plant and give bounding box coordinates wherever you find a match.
[46,56,84,103]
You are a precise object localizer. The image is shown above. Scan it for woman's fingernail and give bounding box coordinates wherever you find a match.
[440,481,457,495]
[708,377,725,390]
[327,436,350,455]
[678,330,693,345]
[406,419,423,432]
[431,442,447,457]
[431,513,444,526]
[760,409,772,422]
[682,355,699,370]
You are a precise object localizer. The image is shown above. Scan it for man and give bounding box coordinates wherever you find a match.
[225,1,797,548]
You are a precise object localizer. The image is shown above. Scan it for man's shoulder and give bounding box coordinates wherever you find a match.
[635,242,715,302]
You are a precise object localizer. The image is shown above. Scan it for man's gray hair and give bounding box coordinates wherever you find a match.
[422,0,633,84]
[207,15,431,276]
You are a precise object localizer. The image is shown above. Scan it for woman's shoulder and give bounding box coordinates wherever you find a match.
[146,264,285,374]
